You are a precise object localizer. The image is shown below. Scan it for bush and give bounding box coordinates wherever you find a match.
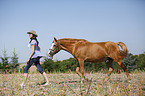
[136,53,145,70]
[41,58,54,72]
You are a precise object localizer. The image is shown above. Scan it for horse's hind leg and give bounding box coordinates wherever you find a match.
[117,60,131,81]
[104,57,113,82]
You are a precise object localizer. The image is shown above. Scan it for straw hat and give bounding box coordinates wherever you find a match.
[27,30,38,37]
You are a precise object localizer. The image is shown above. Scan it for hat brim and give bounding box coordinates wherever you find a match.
[27,32,31,34]
[27,32,38,37]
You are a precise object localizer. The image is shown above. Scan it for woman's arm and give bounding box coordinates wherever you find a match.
[38,46,41,52]
[27,45,35,63]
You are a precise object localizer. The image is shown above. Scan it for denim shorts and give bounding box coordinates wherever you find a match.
[24,57,44,74]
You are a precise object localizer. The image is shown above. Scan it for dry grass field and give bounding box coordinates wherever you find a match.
[0,71,145,96]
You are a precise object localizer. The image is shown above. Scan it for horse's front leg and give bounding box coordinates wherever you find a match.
[76,60,88,83]
[78,59,85,82]
[76,67,88,81]
[76,67,81,77]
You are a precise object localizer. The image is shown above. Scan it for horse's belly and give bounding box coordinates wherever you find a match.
[85,57,106,63]
[85,48,107,63]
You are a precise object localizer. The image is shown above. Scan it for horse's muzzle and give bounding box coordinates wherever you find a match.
[48,50,53,57]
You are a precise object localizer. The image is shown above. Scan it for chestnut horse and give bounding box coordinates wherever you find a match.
[48,37,131,82]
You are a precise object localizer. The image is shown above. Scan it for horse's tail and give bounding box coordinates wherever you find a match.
[117,42,128,58]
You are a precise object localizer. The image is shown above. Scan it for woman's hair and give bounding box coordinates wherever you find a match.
[29,34,39,46]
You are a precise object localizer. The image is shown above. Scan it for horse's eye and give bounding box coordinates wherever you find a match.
[54,45,56,47]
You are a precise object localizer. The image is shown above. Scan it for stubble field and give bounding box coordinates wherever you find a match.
[0,71,145,96]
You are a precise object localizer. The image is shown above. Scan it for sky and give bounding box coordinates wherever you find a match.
[0,0,145,63]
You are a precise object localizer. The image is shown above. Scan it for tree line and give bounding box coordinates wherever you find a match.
[0,48,145,74]
[41,53,145,73]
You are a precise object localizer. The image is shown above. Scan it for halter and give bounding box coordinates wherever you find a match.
[49,41,59,56]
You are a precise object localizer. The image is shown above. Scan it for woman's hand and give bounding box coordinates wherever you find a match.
[27,58,30,63]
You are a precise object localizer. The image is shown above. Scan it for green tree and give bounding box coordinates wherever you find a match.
[10,48,19,72]
[0,49,10,73]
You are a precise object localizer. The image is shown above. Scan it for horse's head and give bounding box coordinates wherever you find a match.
[48,37,61,57]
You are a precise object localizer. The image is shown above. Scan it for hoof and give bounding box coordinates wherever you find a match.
[85,77,89,81]
[128,79,131,83]
[103,77,110,83]
[103,78,108,82]
[81,78,85,83]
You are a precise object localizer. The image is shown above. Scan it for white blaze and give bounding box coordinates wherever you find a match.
[50,43,55,49]
[48,43,55,54]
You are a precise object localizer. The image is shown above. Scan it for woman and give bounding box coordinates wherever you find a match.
[20,30,49,88]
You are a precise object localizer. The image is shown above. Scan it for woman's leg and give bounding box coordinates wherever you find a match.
[34,58,49,85]
[21,73,28,86]
[42,72,49,84]
[21,59,33,87]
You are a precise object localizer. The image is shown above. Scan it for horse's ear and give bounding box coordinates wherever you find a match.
[54,37,57,42]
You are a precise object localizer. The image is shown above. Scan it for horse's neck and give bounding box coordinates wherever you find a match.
[59,39,77,54]
[59,38,88,54]
[59,39,78,54]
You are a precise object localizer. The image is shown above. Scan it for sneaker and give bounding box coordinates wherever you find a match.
[20,83,25,89]
[41,82,46,85]
[41,82,51,86]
